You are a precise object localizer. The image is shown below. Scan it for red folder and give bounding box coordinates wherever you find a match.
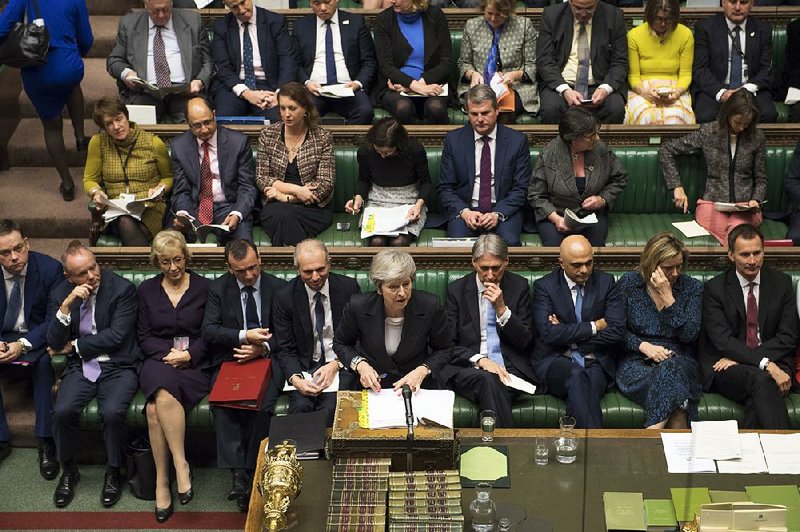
[209,358,272,410]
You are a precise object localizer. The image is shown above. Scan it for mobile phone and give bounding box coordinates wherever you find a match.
[336,222,351,231]
[580,99,593,105]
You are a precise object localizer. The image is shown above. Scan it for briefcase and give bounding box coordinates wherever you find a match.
[208,358,271,410]
[330,391,458,471]
[699,502,787,531]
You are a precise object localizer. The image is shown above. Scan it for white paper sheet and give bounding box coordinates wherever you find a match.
[785,86,800,105]
[125,104,157,125]
[505,374,536,395]
[691,420,742,460]
[672,220,711,238]
[563,208,598,229]
[661,432,717,473]
[360,204,414,238]
[759,433,800,474]
[400,85,449,97]
[103,185,166,223]
[317,83,355,98]
[282,371,340,393]
[713,202,756,213]
[715,433,768,474]
[365,389,454,429]
[489,72,509,100]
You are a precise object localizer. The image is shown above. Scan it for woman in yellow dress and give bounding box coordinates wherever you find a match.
[624,0,695,125]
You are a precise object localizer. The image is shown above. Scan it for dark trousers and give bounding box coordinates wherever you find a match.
[787,212,800,244]
[380,92,449,125]
[694,90,778,124]
[172,201,253,245]
[213,80,281,123]
[446,209,523,246]
[120,90,192,124]
[537,211,609,247]
[311,91,373,125]
[789,102,800,123]
[710,363,790,429]
[52,363,138,468]
[545,357,608,429]
[0,348,54,441]
[539,86,625,124]
[448,366,522,428]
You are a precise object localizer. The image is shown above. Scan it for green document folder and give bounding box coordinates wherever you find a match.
[644,499,677,527]
[709,490,750,503]
[670,487,710,522]
[603,492,646,531]
[745,484,800,530]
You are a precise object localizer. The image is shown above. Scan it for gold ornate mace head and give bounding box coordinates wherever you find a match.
[258,440,304,532]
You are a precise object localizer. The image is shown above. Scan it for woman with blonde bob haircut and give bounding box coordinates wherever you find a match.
[615,232,703,429]
[137,230,212,522]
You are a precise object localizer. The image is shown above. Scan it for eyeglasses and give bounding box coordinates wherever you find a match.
[580,131,600,141]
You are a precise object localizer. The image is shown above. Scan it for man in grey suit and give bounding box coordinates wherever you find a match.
[171,97,257,244]
[107,0,213,123]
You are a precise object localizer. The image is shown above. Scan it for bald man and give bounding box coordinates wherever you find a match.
[170,97,257,244]
[531,235,624,428]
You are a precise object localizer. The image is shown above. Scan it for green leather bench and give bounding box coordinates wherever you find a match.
[95,143,793,247]
[59,269,800,430]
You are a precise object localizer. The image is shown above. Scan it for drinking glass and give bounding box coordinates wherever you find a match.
[480,410,496,442]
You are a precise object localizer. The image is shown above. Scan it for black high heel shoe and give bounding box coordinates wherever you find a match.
[59,183,75,202]
[155,501,174,523]
[178,464,193,505]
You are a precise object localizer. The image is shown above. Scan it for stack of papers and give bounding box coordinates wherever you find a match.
[318,84,355,98]
[103,185,165,223]
[715,433,768,474]
[362,389,454,429]
[360,204,413,238]
[759,433,800,474]
[660,433,716,473]
[691,420,742,460]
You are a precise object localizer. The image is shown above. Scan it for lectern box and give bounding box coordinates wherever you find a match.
[330,391,458,471]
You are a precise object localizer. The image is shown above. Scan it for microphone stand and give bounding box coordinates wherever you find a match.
[402,384,414,472]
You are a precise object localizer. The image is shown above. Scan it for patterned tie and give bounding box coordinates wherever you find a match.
[478,136,492,213]
[79,299,101,383]
[242,22,257,90]
[153,25,171,89]
[483,23,501,83]
[571,285,585,368]
[729,26,743,89]
[198,142,214,225]
[485,299,505,368]
[243,286,260,329]
[313,291,326,364]
[2,275,21,332]
[324,20,338,85]
[746,282,759,349]
[574,23,590,100]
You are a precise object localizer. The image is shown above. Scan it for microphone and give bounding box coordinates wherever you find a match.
[402,384,414,437]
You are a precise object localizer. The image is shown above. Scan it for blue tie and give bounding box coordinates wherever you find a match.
[485,299,505,368]
[2,275,21,332]
[243,286,260,329]
[242,22,257,90]
[324,20,338,85]
[483,22,502,84]
[571,285,585,368]
[729,26,743,89]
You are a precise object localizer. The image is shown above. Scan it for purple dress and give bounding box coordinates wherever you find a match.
[137,271,211,409]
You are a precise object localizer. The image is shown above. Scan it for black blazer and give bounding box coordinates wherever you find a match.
[1,251,62,363]
[692,13,774,99]
[532,268,625,389]
[698,266,798,390]
[170,125,257,220]
[274,272,361,379]
[444,271,537,385]
[210,7,297,95]
[783,19,800,94]
[371,6,452,103]
[46,270,142,368]
[333,290,453,378]
[293,11,377,93]
[201,270,287,369]
[535,1,628,93]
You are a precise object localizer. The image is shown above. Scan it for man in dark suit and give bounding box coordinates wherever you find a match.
[47,242,141,508]
[442,235,537,428]
[273,239,360,426]
[437,85,531,246]
[535,0,628,124]
[211,0,297,122]
[700,224,798,429]
[106,0,213,123]
[171,97,257,244]
[293,0,376,125]
[783,19,800,123]
[691,0,777,124]
[0,220,62,477]
[532,235,624,428]
[201,239,287,512]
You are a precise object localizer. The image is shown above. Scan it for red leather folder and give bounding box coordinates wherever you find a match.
[209,358,272,410]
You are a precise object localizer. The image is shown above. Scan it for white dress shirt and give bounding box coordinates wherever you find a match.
[556,19,613,97]
[309,11,354,86]
[470,274,511,364]
[237,275,264,346]
[56,292,110,362]
[735,269,761,347]
[563,271,597,358]
[233,9,267,97]
[305,280,335,363]
[3,264,27,333]
[146,18,187,84]
[717,18,758,101]
[471,127,497,207]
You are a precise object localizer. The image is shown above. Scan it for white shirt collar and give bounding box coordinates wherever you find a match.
[149,18,174,32]
[236,275,261,292]
[238,9,257,28]
[735,270,761,289]
[305,279,331,302]
[2,263,28,280]
[725,18,747,33]
[563,271,583,290]
[473,125,498,143]
[317,11,340,28]
[196,130,218,151]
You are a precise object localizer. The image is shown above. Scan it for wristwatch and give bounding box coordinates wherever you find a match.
[350,355,364,372]
[334,358,344,370]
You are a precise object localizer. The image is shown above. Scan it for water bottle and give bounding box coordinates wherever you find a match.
[469,482,497,531]
[555,415,578,464]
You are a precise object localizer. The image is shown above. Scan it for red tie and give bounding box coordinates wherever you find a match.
[198,142,214,225]
[746,282,759,349]
[478,136,492,213]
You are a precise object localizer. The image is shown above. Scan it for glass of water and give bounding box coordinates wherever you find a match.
[534,438,549,465]
[555,415,578,464]
[173,336,189,351]
[480,410,496,442]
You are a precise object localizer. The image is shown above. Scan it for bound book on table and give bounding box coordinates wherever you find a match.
[208,358,271,410]
[267,409,327,459]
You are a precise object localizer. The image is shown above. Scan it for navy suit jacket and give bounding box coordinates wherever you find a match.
[46,270,142,368]
[532,268,624,390]
[293,11,377,93]
[444,271,537,385]
[437,123,531,221]
[210,8,296,95]
[170,125,257,220]
[1,251,63,363]
[692,13,774,99]
[273,272,360,379]
[201,270,287,369]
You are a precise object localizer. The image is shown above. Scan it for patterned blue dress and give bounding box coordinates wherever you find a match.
[615,271,704,427]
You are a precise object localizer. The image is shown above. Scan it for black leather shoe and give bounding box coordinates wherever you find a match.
[227,470,248,501]
[59,183,75,202]
[155,502,174,523]
[38,440,59,480]
[237,493,250,513]
[54,470,80,508]
[101,470,122,508]
[178,464,193,505]
[0,441,11,463]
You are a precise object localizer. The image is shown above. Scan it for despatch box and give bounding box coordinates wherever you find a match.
[330,391,458,471]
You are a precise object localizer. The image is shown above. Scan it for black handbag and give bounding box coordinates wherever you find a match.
[0,0,49,68]
[125,435,156,500]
